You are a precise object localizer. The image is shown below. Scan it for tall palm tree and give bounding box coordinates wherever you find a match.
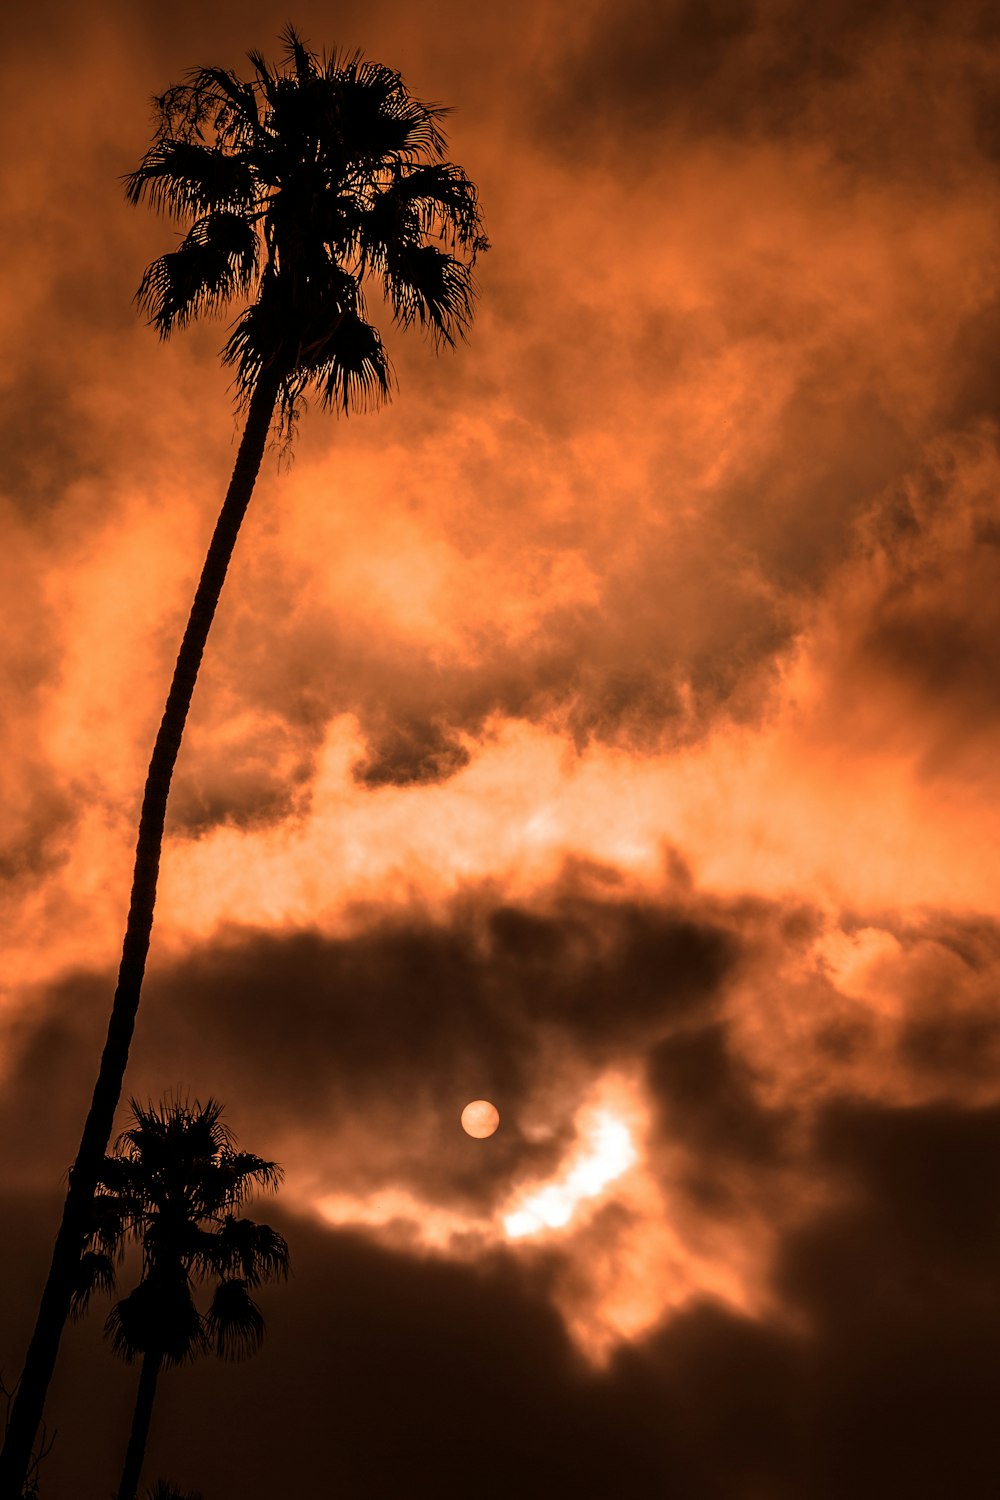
[73,1097,289,1500]
[0,29,486,1495]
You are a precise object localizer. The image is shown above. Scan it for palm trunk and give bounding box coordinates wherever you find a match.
[0,370,282,1500]
[117,1349,162,1500]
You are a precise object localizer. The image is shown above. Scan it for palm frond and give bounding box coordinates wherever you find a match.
[107,1274,204,1366]
[95,1156,138,1195]
[385,243,475,346]
[324,60,449,165]
[198,1216,290,1285]
[190,66,261,132]
[143,1483,205,1500]
[119,1104,235,1158]
[221,291,288,399]
[247,49,284,113]
[310,308,393,412]
[70,1250,118,1320]
[280,24,317,84]
[366,162,486,256]
[156,67,262,148]
[81,1193,134,1273]
[136,212,260,337]
[123,140,257,219]
[215,1152,284,1200]
[205,1280,265,1360]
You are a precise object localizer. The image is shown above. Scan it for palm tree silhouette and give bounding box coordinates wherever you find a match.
[73,1097,288,1500]
[0,29,486,1495]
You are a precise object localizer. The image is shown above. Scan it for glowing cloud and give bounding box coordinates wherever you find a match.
[502,1109,637,1239]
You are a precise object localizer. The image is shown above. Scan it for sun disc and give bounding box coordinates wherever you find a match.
[461,1099,500,1138]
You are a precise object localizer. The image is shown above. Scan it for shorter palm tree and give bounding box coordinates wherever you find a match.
[73,1096,288,1500]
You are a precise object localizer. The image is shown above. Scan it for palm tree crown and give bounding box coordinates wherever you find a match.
[74,1097,288,1500]
[76,1096,289,1365]
[124,24,488,428]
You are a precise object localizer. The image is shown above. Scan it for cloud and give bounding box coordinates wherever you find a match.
[13,867,1000,1317]
[533,0,1000,173]
[4,3,1000,1494]
[6,863,1000,1492]
[126,886,736,1210]
[9,1140,1000,1497]
[788,429,1000,785]
[647,1021,792,1178]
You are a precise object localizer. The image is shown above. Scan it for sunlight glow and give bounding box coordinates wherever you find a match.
[315,1186,490,1253]
[297,1072,776,1366]
[502,1108,638,1239]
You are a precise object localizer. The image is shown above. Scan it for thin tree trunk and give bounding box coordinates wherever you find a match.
[0,371,282,1500]
[117,1349,162,1500]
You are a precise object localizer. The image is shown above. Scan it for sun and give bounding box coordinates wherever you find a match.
[461,1099,500,1138]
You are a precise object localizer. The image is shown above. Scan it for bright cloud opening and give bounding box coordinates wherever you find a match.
[502,1106,638,1240]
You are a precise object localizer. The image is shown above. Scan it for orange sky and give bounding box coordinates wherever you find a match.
[3,2,1000,1495]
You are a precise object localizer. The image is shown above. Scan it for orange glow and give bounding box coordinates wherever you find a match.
[502,1107,637,1239]
[314,1186,493,1255]
[293,1073,781,1365]
[4,6,1000,1424]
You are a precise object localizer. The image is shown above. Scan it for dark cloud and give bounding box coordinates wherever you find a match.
[2,366,104,518]
[11,1117,1000,1500]
[942,295,1000,427]
[0,766,76,887]
[806,433,1000,777]
[0,878,738,1193]
[886,918,1000,1090]
[0,1199,725,1499]
[858,552,1000,747]
[0,877,745,1237]
[535,0,998,173]
[0,972,114,1193]
[806,1100,1000,1282]
[902,1007,1000,1084]
[774,1100,1000,1498]
[129,890,735,1208]
[7,891,1000,1495]
[351,713,473,788]
[167,718,316,834]
[647,1022,790,1174]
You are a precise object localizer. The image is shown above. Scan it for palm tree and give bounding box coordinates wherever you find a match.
[73,1097,288,1500]
[0,29,485,1494]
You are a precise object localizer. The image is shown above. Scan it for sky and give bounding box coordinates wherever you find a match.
[2,0,1000,1494]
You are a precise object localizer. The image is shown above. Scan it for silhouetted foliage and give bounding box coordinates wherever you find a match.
[124,24,488,434]
[74,1097,287,1500]
[0,29,485,1498]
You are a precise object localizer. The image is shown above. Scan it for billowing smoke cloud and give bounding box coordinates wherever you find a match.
[5,872,1000,1493]
[3,0,1000,1495]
